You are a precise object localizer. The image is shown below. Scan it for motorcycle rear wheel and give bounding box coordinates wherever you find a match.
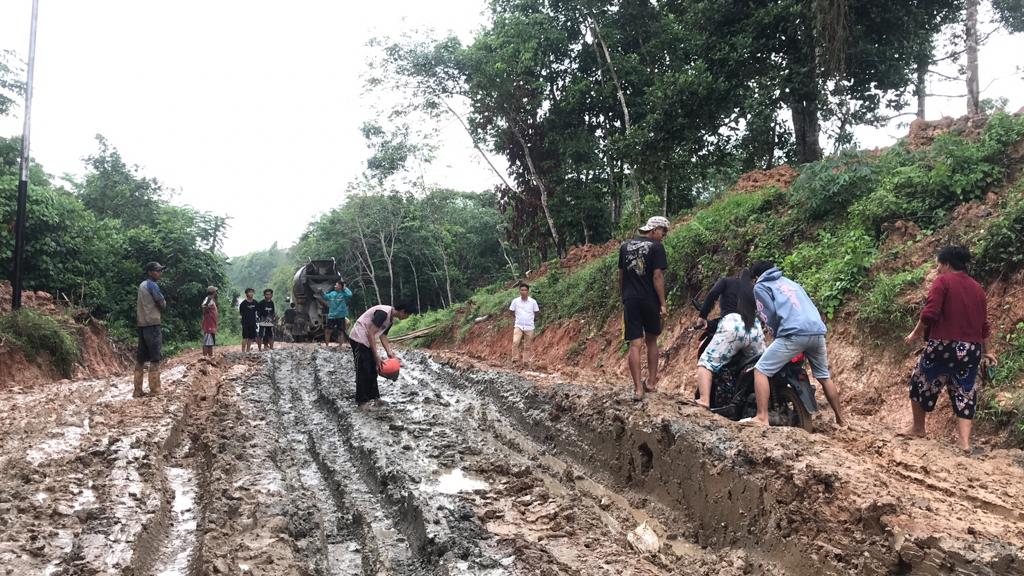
[780,387,814,432]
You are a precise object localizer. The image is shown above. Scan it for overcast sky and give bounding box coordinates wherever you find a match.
[1,1,1022,257]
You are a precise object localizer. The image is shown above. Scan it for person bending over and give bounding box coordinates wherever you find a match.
[347,302,414,410]
[694,268,765,408]
[746,261,845,427]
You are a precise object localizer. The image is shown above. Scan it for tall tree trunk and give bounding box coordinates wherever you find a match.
[509,121,563,257]
[353,215,382,304]
[790,94,823,164]
[442,99,515,191]
[915,53,929,120]
[591,20,642,214]
[402,255,421,313]
[440,248,453,307]
[378,232,394,305]
[662,178,668,215]
[966,0,980,115]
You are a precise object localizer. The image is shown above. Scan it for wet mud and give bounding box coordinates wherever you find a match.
[3,345,1022,575]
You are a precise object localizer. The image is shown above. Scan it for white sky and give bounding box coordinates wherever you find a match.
[1,2,1022,257]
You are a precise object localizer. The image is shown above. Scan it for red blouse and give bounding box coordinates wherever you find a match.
[920,272,989,343]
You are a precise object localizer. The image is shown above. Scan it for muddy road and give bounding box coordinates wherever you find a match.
[2,345,1023,575]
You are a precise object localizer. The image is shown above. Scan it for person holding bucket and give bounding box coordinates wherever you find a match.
[347,302,414,410]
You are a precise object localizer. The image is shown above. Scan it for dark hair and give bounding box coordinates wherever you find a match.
[518,282,530,289]
[750,260,774,280]
[245,288,255,294]
[937,245,971,272]
[737,268,757,330]
[264,288,273,294]
[393,302,416,314]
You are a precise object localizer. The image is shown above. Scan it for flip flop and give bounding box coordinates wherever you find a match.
[631,391,645,402]
[738,417,768,427]
[642,379,657,393]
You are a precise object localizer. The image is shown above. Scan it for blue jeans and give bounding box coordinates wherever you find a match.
[755,334,830,380]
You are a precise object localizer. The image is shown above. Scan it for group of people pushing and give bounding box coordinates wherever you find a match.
[620,215,996,452]
[133,213,997,450]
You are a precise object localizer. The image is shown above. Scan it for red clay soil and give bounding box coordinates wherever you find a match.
[731,165,799,193]
[0,282,129,390]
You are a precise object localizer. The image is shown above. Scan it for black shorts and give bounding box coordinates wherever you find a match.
[242,322,257,339]
[136,325,163,364]
[623,299,662,341]
[259,325,274,342]
[326,317,347,331]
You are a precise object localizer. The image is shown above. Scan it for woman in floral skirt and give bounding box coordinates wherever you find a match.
[904,246,997,452]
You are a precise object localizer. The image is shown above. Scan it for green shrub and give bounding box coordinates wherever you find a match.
[0,308,81,377]
[534,255,618,324]
[662,186,783,297]
[978,322,1024,444]
[852,113,1024,234]
[783,226,878,318]
[974,183,1024,280]
[789,151,880,221]
[858,265,929,330]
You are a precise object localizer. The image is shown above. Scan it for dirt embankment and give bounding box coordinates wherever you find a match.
[0,281,129,390]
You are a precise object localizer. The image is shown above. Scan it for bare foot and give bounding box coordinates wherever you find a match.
[357,402,375,412]
[897,427,926,438]
[738,417,769,427]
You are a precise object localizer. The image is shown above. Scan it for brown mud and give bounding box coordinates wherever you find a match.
[3,345,1022,574]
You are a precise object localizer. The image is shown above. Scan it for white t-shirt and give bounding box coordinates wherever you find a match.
[509,296,540,331]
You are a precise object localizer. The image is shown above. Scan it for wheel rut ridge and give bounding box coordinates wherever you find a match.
[307,347,505,574]
[426,351,1024,575]
[424,352,898,575]
[270,347,414,575]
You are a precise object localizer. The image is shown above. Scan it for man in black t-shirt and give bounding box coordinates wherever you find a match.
[239,288,258,352]
[618,216,670,401]
[255,288,277,351]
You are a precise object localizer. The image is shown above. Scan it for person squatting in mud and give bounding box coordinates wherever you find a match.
[348,302,414,410]
[201,286,218,357]
[239,288,258,353]
[319,279,353,347]
[256,288,277,351]
[619,216,670,401]
[904,246,997,453]
[694,268,765,408]
[745,261,846,427]
[134,261,167,398]
[509,282,540,367]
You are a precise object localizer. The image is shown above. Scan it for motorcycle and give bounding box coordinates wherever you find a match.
[691,297,818,431]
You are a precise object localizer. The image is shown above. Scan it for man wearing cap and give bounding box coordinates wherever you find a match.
[135,262,168,397]
[619,216,670,401]
[201,286,218,358]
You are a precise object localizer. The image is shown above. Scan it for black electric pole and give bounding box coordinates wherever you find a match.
[11,0,40,311]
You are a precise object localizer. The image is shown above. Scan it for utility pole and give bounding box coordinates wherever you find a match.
[11,0,40,310]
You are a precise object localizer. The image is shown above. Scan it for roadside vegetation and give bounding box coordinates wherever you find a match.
[0,308,80,377]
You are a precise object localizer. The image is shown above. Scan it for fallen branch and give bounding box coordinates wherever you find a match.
[390,324,441,343]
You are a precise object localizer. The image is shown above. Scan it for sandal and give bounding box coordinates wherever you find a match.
[642,379,657,393]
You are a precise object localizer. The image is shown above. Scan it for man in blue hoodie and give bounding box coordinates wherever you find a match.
[746,261,846,427]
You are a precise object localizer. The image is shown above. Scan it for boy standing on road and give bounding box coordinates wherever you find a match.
[320,280,353,347]
[201,286,218,357]
[135,262,167,398]
[508,282,540,366]
[347,303,414,410]
[256,288,277,351]
[619,216,670,402]
[746,261,845,427]
[239,288,258,352]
